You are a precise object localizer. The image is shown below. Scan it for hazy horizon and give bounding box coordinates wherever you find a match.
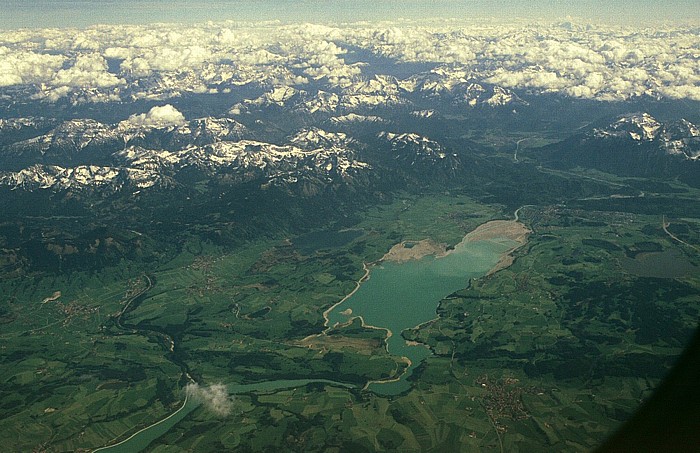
[2,0,699,29]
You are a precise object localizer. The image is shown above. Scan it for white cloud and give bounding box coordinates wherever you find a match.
[0,20,697,102]
[126,105,186,128]
[185,383,233,417]
[53,53,123,88]
[0,48,65,87]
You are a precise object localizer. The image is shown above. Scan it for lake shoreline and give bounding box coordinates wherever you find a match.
[319,262,370,331]
[315,217,531,395]
[93,394,193,452]
[381,238,448,263]
[465,219,531,275]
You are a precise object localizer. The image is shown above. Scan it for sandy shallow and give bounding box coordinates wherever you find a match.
[464,219,531,244]
[464,220,531,275]
[381,220,530,269]
[381,239,447,263]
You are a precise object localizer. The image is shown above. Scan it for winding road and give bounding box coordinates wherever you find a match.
[513,138,531,162]
[514,205,535,222]
[663,216,700,253]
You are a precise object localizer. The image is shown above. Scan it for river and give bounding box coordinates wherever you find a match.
[93,379,354,452]
[94,221,525,450]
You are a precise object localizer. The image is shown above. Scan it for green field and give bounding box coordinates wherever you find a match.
[1,178,699,451]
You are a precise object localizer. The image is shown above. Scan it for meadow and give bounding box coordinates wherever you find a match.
[1,170,698,452]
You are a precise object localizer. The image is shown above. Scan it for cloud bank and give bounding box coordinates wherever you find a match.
[0,20,697,103]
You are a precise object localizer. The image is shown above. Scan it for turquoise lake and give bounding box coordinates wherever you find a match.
[327,236,519,395]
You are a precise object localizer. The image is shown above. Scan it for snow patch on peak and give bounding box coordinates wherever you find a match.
[589,113,700,160]
[0,117,51,132]
[411,109,437,118]
[378,131,448,158]
[172,117,249,143]
[485,86,519,107]
[268,86,299,104]
[593,112,662,141]
[9,119,117,154]
[0,165,61,189]
[330,113,386,124]
[287,128,353,149]
[0,164,164,192]
[380,131,420,142]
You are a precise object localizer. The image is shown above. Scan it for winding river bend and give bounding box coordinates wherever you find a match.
[327,221,528,395]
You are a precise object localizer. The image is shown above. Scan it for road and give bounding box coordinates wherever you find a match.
[513,138,528,162]
[514,205,536,222]
[662,216,700,253]
[92,394,192,453]
[535,165,627,188]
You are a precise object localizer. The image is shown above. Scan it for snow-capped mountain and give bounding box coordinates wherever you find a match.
[376,131,461,177]
[378,132,449,159]
[114,146,182,173]
[403,68,526,108]
[0,111,375,195]
[2,136,370,195]
[231,76,411,117]
[296,91,341,115]
[661,119,700,159]
[0,116,253,169]
[337,75,408,110]
[0,117,43,133]
[0,164,166,193]
[329,113,387,125]
[230,86,317,115]
[0,117,58,146]
[287,128,356,150]
[4,119,121,168]
[590,113,700,160]
[174,140,369,180]
[592,113,663,142]
[541,112,700,185]
[410,110,439,119]
[119,117,252,150]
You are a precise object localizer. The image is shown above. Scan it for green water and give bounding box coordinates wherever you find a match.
[293,229,364,254]
[327,236,519,395]
[92,379,353,453]
[93,396,199,453]
[621,248,697,278]
[229,378,354,393]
